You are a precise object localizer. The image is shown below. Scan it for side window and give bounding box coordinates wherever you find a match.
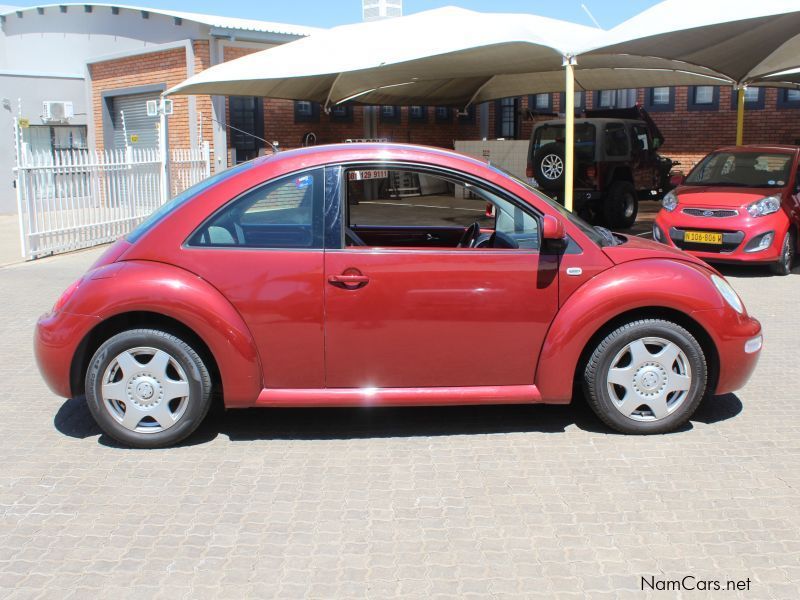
[605,123,629,157]
[345,167,539,250]
[631,125,649,151]
[190,169,323,249]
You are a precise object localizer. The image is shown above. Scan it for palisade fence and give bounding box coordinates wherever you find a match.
[14,138,211,259]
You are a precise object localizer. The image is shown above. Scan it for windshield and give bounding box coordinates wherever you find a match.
[685,151,792,188]
[489,165,610,247]
[126,160,256,243]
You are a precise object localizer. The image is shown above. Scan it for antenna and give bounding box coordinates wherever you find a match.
[581,3,602,29]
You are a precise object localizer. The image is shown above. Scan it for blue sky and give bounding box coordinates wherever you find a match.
[8,0,662,29]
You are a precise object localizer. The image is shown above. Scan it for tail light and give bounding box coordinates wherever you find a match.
[52,278,82,313]
[585,165,597,180]
[526,162,534,178]
[485,203,495,218]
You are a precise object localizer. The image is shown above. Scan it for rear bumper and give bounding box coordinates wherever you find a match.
[654,209,789,264]
[34,310,99,398]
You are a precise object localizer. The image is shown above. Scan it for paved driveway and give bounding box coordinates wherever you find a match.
[1,247,798,599]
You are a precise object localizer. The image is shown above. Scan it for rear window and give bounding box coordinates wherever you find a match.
[126,161,256,244]
[532,123,595,161]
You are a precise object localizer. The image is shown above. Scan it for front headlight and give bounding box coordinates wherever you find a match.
[746,195,780,218]
[662,190,678,212]
[711,274,744,314]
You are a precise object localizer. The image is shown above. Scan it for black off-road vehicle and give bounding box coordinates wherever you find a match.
[527,106,674,229]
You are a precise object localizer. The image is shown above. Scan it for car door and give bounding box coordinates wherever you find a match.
[322,164,560,389]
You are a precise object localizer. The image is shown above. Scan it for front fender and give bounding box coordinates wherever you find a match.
[536,259,722,402]
[74,260,262,406]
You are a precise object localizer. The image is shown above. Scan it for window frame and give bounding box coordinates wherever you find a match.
[729,87,765,110]
[434,106,451,122]
[494,97,519,138]
[528,93,552,113]
[294,100,320,123]
[687,85,720,111]
[776,88,800,110]
[558,91,586,114]
[185,166,326,251]
[644,87,675,112]
[329,161,544,253]
[408,105,428,122]
[329,103,353,122]
[379,105,401,123]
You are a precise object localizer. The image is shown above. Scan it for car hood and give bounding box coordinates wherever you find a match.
[602,234,711,269]
[674,185,783,208]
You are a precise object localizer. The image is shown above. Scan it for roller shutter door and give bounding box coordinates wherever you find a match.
[111,93,159,150]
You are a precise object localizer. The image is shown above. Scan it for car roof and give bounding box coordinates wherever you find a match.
[711,144,800,154]
[251,142,492,173]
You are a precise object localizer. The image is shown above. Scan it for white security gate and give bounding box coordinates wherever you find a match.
[14,117,210,259]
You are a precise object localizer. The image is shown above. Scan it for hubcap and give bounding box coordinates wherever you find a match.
[541,154,564,180]
[623,194,635,218]
[100,346,190,433]
[606,337,692,422]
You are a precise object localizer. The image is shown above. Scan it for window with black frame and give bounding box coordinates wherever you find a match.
[190,169,324,249]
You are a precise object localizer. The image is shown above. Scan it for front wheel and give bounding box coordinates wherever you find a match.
[85,329,213,448]
[583,319,707,434]
[770,230,795,276]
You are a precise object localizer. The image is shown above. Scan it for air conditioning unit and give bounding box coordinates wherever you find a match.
[42,101,74,123]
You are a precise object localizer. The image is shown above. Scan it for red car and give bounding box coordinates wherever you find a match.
[35,144,762,448]
[654,145,799,275]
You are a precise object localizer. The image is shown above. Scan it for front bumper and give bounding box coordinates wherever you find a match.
[34,310,99,398]
[691,304,762,395]
[654,208,789,264]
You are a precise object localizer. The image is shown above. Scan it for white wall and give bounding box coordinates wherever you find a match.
[0,7,207,76]
[0,74,88,214]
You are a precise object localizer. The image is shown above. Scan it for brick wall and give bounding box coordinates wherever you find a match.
[90,48,193,152]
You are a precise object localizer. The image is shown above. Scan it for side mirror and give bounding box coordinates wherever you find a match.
[669,173,686,187]
[542,215,566,241]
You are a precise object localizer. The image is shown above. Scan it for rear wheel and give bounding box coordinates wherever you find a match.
[85,329,212,448]
[533,142,566,193]
[583,319,707,434]
[770,230,795,276]
[603,181,638,229]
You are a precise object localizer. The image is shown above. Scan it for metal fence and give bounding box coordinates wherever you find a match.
[14,137,210,260]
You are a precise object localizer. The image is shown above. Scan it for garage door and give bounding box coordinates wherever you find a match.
[111,93,159,150]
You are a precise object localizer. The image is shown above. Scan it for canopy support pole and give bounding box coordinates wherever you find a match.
[735,86,745,146]
[563,56,576,212]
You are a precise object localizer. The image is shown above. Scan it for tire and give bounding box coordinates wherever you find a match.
[533,142,566,192]
[770,230,795,276]
[583,319,707,434]
[603,181,638,229]
[85,329,213,448]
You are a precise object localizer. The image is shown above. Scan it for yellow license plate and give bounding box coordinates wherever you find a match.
[684,231,723,244]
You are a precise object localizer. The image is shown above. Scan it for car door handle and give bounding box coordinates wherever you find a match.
[328,273,370,289]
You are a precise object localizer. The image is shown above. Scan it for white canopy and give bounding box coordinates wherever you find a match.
[167,6,727,107]
[588,0,800,84]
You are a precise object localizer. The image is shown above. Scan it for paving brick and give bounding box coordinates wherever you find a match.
[0,247,798,598]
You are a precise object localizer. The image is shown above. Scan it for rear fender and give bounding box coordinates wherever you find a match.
[536,259,722,402]
[77,260,262,406]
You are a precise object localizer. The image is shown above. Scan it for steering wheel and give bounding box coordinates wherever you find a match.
[457,221,482,248]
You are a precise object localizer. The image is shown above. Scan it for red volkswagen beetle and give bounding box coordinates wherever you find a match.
[654,145,800,275]
[35,144,762,447]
